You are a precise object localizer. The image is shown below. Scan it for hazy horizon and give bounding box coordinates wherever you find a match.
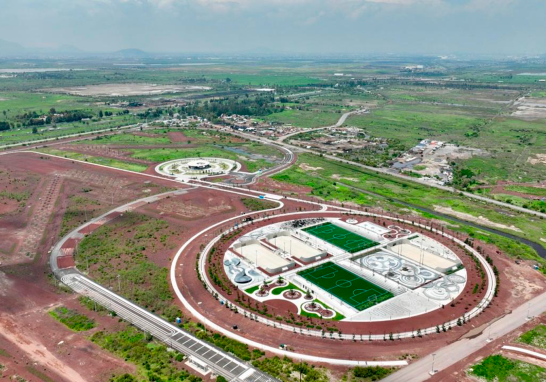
[1,0,545,56]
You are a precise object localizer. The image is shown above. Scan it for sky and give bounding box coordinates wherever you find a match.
[0,0,544,55]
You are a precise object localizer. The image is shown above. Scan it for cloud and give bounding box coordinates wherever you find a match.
[304,10,326,25]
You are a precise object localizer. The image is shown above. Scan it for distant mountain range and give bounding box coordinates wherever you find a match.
[0,39,27,56]
[1,39,545,60]
[0,39,153,58]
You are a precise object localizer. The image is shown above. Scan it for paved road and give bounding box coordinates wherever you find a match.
[50,187,279,382]
[277,109,359,142]
[279,143,546,219]
[230,112,546,220]
[383,290,546,382]
[0,123,141,151]
[59,271,275,382]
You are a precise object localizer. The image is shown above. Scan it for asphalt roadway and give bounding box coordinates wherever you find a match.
[383,289,546,382]
[58,270,275,382]
[50,187,278,382]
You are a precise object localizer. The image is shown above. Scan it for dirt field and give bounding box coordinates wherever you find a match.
[43,83,212,96]
[475,180,546,200]
[511,97,546,120]
[0,151,197,381]
[0,152,177,267]
[0,266,136,382]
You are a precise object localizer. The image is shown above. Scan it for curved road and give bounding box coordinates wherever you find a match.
[231,113,546,220]
[1,115,542,380]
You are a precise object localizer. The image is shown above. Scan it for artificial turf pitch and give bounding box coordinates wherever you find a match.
[298,262,394,311]
[303,222,378,254]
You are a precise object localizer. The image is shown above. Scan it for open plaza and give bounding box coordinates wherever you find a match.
[223,216,467,322]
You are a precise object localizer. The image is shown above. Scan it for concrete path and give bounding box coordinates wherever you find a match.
[502,345,546,361]
[383,292,546,382]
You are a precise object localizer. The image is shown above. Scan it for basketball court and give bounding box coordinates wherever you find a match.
[298,262,393,311]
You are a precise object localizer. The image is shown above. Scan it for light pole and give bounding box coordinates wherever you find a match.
[487,323,493,342]
[526,302,532,321]
[431,353,436,375]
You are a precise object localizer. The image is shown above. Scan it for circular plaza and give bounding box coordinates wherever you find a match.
[155,157,241,180]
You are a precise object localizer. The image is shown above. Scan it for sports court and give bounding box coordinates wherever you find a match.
[303,222,378,253]
[298,262,394,311]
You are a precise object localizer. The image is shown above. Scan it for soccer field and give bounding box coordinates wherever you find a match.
[298,262,393,311]
[303,222,378,253]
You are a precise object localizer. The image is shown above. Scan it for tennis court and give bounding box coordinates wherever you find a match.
[303,222,378,253]
[298,262,393,311]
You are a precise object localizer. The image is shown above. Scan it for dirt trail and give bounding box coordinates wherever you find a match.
[0,316,87,382]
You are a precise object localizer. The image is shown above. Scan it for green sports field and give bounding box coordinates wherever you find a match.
[303,222,378,253]
[298,262,394,311]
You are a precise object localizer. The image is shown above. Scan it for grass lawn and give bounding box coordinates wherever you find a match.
[300,300,346,321]
[37,148,148,172]
[469,355,546,381]
[517,324,546,350]
[0,114,140,146]
[128,146,274,172]
[264,109,342,128]
[49,306,95,331]
[271,153,546,263]
[505,185,546,197]
[298,262,393,311]
[303,222,378,253]
[85,132,171,145]
[271,283,304,295]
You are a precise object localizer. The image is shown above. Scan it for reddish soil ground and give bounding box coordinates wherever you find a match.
[265,299,299,315]
[474,180,546,200]
[254,177,313,195]
[173,208,546,361]
[0,151,197,381]
[0,266,136,382]
[167,131,190,143]
[0,147,543,378]
[432,312,546,381]
[0,152,180,267]
[57,143,154,165]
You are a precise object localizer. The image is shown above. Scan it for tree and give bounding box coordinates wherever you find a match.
[0,121,10,131]
[98,110,104,118]
[32,126,38,134]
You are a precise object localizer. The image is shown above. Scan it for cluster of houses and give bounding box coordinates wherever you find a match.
[292,127,389,155]
[393,139,454,185]
[159,115,207,127]
[219,114,300,138]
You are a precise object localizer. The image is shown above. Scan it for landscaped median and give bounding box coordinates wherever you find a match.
[35,148,149,172]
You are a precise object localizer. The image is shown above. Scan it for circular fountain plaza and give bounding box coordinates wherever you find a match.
[155,157,241,180]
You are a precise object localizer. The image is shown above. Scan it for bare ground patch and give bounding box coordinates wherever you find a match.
[433,206,523,233]
[299,163,323,171]
[43,83,212,97]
